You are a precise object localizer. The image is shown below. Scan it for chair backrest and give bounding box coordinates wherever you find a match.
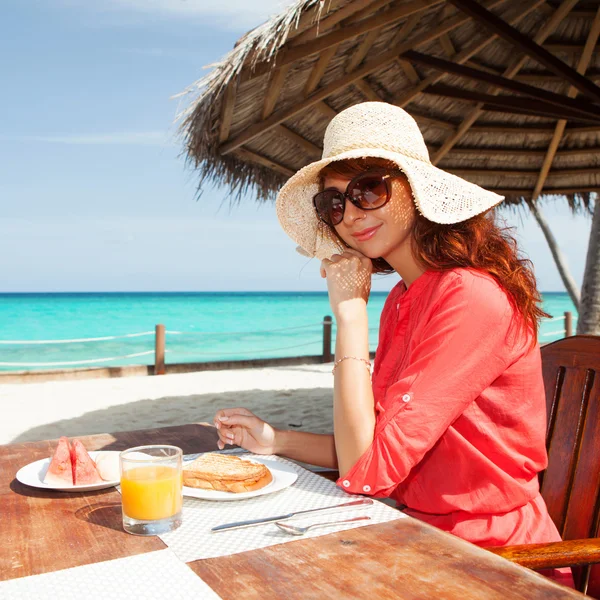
[540,335,600,542]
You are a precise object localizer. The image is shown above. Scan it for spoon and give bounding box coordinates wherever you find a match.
[275,516,371,536]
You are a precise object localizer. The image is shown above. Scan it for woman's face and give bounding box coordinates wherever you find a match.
[323,172,416,261]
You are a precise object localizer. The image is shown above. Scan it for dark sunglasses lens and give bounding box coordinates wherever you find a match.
[351,174,389,209]
[315,190,344,225]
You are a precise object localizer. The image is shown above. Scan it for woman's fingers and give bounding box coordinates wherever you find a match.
[320,258,332,278]
[214,407,256,428]
[217,427,236,445]
[217,413,258,430]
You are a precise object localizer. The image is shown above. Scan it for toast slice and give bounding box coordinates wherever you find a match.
[182,453,272,493]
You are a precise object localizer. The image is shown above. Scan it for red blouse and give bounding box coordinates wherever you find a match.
[336,268,562,548]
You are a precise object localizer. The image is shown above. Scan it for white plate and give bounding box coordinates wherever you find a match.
[182,457,298,501]
[16,451,121,492]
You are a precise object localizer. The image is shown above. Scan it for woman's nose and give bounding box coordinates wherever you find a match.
[342,199,366,225]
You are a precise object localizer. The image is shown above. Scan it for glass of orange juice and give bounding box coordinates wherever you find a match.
[120,445,183,536]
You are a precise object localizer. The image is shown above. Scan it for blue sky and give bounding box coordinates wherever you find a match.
[0,0,593,293]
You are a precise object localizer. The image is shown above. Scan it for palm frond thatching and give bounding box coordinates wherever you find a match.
[178,0,600,209]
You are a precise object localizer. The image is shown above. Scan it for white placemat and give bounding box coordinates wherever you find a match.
[0,549,220,600]
[159,454,405,563]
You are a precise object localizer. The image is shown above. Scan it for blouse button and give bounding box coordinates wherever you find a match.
[363,485,371,493]
[402,394,411,403]
[342,480,351,488]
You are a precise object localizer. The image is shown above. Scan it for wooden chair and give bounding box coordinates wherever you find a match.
[490,335,600,596]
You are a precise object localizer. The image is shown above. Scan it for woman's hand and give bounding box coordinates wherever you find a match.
[213,408,278,454]
[320,249,372,322]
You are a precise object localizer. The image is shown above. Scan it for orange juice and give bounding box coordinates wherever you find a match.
[121,465,182,521]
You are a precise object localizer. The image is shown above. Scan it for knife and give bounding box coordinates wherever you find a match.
[211,498,373,532]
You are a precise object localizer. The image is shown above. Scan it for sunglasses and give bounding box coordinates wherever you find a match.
[313,170,404,227]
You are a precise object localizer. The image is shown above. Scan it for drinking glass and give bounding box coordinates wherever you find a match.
[120,445,183,536]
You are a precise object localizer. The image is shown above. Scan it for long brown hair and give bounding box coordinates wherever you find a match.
[319,158,549,338]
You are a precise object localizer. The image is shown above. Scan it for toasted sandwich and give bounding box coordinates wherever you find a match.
[182,453,272,493]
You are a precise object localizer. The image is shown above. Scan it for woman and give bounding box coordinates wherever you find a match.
[213,102,569,581]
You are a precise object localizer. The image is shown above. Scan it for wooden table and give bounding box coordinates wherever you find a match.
[0,423,585,599]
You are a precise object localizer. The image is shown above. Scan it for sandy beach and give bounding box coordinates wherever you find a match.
[0,364,334,446]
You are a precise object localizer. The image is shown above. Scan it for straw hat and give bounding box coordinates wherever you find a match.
[276,102,504,260]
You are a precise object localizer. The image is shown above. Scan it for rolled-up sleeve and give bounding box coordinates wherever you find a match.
[337,272,519,496]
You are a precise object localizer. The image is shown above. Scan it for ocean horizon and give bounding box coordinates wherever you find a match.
[0,291,578,372]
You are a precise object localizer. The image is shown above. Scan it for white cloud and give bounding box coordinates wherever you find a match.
[1,131,174,146]
[60,0,297,30]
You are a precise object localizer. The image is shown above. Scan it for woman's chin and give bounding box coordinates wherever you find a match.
[354,244,384,260]
[344,240,384,260]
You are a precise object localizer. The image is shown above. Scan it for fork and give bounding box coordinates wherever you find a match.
[275,516,371,536]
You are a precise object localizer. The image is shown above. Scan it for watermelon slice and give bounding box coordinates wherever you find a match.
[44,437,74,485]
[71,439,103,485]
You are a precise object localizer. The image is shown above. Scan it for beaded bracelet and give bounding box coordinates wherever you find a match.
[331,355,372,375]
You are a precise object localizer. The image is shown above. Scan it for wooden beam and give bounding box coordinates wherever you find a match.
[447,167,600,177]
[447,0,600,103]
[403,50,600,120]
[234,147,294,177]
[465,122,600,133]
[430,0,579,164]
[557,147,600,157]
[545,43,599,55]
[346,29,380,72]
[354,78,382,101]
[218,79,237,143]
[469,124,553,134]
[439,33,456,57]
[396,58,421,84]
[243,0,443,82]
[276,125,322,156]
[220,0,506,155]
[489,186,600,196]
[291,0,389,46]
[411,112,455,130]
[447,168,538,176]
[443,147,548,157]
[570,10,600,19]
[262,64,291,120]
[565,124,600,134]
[466,123,600,134]
[315,102,337,120]
[345,2,424,73]
[285,1,397,45]
[424,84,600,123]
[345,7,423,81]
[532,122,568,200]
[515,72,600,83]
[388,6,434,47]
[395,0,542,107]
[304,45,339,95]
[365,11,427,97]
[532,5,600,200]
[441,146,600,158]
[547,167,600,178]
[345,0,404,25]
[283,4,341,44]
[464,59,501,76]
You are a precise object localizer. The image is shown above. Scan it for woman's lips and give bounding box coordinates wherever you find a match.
[352,225,381,242]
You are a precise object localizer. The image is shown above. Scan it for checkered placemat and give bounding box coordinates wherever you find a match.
[0,549,220,600]
[159,454,405,563]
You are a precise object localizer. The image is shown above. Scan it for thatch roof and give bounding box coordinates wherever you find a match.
[177,0,600,209]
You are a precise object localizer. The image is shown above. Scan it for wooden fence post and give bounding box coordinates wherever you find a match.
[322,316,333,363]
[155,324,166,375]
[564,311,573,337]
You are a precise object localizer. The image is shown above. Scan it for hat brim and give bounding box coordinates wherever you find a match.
[276,147,504,260]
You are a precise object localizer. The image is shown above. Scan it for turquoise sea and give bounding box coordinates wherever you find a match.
[0,291,578,372]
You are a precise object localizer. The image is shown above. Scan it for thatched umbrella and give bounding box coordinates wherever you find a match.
[178,0,600,334]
